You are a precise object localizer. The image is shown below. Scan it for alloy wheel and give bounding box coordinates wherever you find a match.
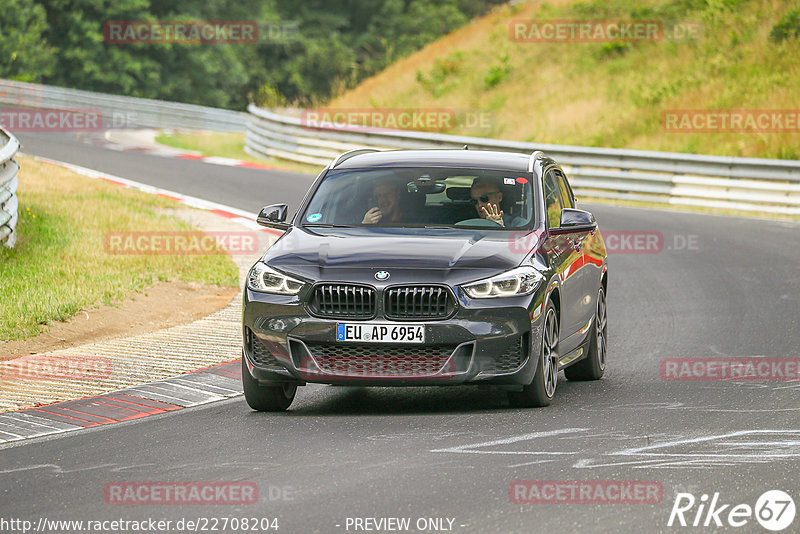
[542,307,559,397]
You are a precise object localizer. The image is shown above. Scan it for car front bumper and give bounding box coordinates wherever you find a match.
[242,287,547,387]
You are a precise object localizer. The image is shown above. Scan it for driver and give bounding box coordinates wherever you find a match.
[469,177,523,227]
[362,179,404,224]
[470,177,504,225]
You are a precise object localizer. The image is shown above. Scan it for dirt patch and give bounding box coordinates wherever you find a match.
[1,281,238,361]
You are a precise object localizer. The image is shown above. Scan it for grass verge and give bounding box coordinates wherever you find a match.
[0,156,239,342]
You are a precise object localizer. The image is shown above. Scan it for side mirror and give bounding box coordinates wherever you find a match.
[257,204,290,230]
[559,208,597,230]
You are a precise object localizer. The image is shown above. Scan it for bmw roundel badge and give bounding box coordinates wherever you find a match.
[375,271,390,281]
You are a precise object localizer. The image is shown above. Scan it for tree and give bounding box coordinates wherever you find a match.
[8,0,505,108]
[0,0,56,81]
[39,0,161,96]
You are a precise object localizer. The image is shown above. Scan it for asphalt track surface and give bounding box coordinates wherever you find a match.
[2,131,800,533]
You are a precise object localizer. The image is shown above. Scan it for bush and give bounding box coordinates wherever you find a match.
[252,83,286,108]
[596,42,630,61]
[416,51,465,97]
[769,9,800,42]
[484,54,510,89]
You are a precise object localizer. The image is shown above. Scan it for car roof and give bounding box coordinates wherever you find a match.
[332,149,534,173]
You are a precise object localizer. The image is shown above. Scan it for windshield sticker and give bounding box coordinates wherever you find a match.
[503,177,516,185]
[306,213,322,222]
[516,177,529,184]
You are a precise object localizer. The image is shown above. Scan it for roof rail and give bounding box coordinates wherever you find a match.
[527,150,545,173]
[330,148,380,168]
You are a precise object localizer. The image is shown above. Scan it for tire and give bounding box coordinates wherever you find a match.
[565,287,607,381]
[508,301,559,408]
[242,357,296,411]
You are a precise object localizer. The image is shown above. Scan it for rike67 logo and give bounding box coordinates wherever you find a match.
[668,490,795,531]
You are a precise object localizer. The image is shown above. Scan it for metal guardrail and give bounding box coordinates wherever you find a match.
[246,104,800,215]
[0,127,20,247]
[0,79,246,132]
[1,80,796,215]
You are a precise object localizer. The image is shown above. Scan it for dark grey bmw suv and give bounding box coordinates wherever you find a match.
[242,149,608,411]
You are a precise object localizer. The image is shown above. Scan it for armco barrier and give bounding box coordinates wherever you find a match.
[0,127,20,247]
[0,79,246,132]
[1,79,796,215]
[246,104,800,215]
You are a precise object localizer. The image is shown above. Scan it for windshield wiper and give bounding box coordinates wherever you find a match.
[303,223,355,228]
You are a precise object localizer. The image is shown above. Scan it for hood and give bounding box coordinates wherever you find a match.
[262,227,533,286]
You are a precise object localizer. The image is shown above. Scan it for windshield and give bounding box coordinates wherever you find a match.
[300,167,534,229]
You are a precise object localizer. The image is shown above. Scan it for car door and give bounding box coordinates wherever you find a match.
[552,169,596,340]
[542,169,584,351]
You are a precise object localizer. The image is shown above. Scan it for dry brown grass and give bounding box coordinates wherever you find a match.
[330,0,800,159]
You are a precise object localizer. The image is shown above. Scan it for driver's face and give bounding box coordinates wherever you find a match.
[471,183,502,217]
[374,182,400,214]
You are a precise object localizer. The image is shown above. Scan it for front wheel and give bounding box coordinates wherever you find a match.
[508,301,559,408]
[565,287,607,381]
[242,357,296,411]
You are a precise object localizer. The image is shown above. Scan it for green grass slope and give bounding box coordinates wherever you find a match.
[330,0,800,159]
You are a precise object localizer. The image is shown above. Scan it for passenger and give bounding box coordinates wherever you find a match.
[361,179,405,224]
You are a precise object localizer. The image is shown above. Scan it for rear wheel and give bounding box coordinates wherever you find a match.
[508,301,559,408]
[565,287,607,381]
[242,357,296,411]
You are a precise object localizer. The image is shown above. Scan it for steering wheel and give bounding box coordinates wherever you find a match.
[454,218,502,228]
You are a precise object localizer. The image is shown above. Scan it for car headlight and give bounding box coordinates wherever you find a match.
[247,262,305,295]
[461,267,544,298]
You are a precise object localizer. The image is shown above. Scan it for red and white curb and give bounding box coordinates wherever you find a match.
[26,154,283,237]
[0,361,242,444]
[174,153,275,170]
[82,129,278,170]
[1,156,284,444]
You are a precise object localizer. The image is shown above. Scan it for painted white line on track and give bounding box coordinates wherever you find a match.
[506,459,559,468]
[576,430,800,469]
[431,427,800,470]
[430,428,588,455]
[612,429,800,455]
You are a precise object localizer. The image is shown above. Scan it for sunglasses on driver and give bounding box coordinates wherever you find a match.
[470,192,500,205]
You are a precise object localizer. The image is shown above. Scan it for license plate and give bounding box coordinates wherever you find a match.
[336,323,425,343]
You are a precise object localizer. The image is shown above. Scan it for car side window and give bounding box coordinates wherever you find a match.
[544,170,562,229]
[553,170,574,209]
